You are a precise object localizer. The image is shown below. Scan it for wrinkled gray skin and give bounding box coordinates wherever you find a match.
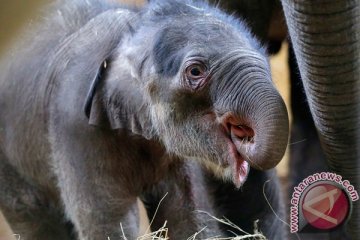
[283,1,359,239]
[0,0,289,239]
[210,0,360,239]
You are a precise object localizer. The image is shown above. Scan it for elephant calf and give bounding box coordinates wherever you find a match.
[0,0,289,239]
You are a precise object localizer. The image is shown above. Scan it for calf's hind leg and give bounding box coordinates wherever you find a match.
[0,150,74,240]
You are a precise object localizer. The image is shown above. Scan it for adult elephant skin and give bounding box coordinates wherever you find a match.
[0,0,289,239]
[282,1,359,238]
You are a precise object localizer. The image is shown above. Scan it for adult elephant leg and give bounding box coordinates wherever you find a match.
[281,0,359,238]
[288,43,328,189]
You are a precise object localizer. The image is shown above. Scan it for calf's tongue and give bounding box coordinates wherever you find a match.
[232,159,250,188]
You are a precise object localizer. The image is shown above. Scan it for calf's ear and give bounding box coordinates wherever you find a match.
[84,60,108,122]
[84,59,125,130]
[62,9,155,139]
[85,59,155,140]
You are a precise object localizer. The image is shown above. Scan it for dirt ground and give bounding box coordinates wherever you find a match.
[0,212,14,240]
[0,0,291,238]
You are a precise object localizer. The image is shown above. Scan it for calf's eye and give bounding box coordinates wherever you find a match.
[184,61,209,90]
[186,64,206,79]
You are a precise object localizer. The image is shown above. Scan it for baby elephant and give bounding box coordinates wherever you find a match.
[0,0,289,239]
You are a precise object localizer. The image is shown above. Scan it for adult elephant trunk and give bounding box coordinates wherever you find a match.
[281,0,360,238]
[212,51,289,171]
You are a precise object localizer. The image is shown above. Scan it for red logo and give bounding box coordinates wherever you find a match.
[301,183,349,230]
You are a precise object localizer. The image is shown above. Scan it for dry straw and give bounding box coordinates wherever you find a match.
[118,217,266,240]
[116,192,267,240]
